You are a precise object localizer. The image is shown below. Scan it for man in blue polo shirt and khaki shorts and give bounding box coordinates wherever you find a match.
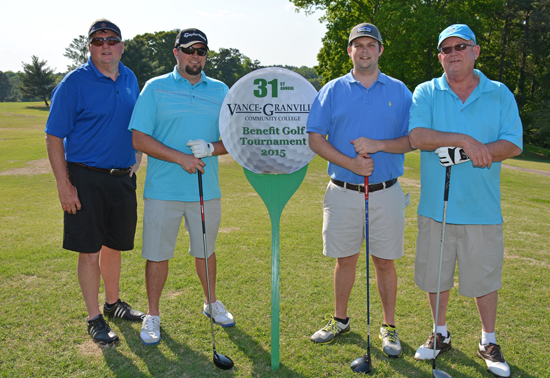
[129,28,234,346]
[307,23,413,358]
[409,24,522,378]
[45,19,145,345]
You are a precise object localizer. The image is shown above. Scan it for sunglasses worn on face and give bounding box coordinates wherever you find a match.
[440,43,474,55]
[90,37,121,47]
[179,46,208,56]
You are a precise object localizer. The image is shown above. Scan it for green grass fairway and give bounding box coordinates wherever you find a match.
[1,102,549,377]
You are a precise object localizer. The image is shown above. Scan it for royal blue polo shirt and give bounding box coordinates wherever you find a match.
[45,58,139,168]
[307,70,412,185]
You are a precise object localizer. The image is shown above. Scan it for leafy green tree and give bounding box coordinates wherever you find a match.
[121,39,159,89]
[133,30,180,74]
[63,35,89,72]
[19,56,57,107]
[204,48,255,87]
[293,0,550,148]
[0,71,16,102]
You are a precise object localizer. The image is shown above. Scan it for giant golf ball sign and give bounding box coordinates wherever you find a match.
[219,67,317,174]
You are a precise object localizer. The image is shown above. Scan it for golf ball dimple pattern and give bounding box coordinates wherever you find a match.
[219,67,317,174]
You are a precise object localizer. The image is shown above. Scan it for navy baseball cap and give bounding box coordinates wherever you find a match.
[88,20,122,39]
[175,28,209,50]
[438,24,476,49]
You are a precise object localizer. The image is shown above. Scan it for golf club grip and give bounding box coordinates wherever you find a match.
[198,171,206,227]
[444,166,451,202]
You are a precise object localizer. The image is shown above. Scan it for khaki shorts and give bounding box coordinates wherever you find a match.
[322,180,409,260]
[141,197,221,262]
[414,215,503,298]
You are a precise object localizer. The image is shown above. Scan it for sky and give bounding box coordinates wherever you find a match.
[1,0,327,73]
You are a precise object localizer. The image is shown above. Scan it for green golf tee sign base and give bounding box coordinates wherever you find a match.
[244,165,308,370]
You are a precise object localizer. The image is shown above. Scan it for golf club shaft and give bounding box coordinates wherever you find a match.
[433,166,451,366]
[198,171,217,352]
[364,176,370,353]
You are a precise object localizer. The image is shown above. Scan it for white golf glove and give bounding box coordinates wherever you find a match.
[187,139,214,158]
[435,147,470,167]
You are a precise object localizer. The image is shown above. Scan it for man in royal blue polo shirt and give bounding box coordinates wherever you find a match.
[129,28,234,346]
[45,19,145,345]
[306,23,413,358]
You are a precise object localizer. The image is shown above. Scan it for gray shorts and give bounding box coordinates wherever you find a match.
[322,180,409,260]
[415,215,503,298]
[141,197,221,262]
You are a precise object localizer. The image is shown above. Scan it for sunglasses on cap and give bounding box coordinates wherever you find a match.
[90,37,121,47]
[178,46,207,56]
[439,43,474,55]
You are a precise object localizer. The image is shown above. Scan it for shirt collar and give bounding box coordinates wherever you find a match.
[87,57,127,79]
[436,69,495,94]
[172,66,206,86]
[344,69,387,86]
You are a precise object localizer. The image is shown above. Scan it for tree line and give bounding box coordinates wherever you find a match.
[0,29,322,107]
[1,2,549,149]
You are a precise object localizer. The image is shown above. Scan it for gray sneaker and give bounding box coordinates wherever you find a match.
[379,324,402,358]
[311,315,350,344]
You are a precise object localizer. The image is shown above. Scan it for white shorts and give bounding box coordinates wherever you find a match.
[322,180,409,260]
[141,197,221,262]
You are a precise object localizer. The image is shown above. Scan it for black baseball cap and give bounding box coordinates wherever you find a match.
[348,23,383,45]
[88,20,122,39]
[175,28,209,50]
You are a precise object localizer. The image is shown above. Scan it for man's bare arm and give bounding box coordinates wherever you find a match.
[309,132,374,177]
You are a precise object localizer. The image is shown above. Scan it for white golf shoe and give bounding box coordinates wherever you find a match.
[140,315,161,345]
[203,300,235,327]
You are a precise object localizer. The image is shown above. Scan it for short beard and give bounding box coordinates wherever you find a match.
[185,65,202,76]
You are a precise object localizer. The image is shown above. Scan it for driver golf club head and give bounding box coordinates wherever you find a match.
[433,369,452,378]
[214,352,234,370]
[350,354,372,374]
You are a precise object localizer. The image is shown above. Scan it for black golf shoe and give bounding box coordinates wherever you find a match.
[103,299,146,322]
[87,314,119,344]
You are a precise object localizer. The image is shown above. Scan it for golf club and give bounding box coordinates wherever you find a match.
[197,170,234,370]
[350,176,372,374]
[432,166,452,378]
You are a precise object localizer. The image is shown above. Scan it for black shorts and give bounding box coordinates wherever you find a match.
[63,162,138,253]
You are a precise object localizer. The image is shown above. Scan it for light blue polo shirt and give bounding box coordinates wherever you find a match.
[45,58,139,168]
[409,69,523,224]
[307,70,412,185]
[128,67,228,202]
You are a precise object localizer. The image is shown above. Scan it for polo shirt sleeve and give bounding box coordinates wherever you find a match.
[498,84,523,151]
[44,81,78,139]
[306,84,332,136]
[408,82,434,133]
[400,85,413,136]
[128,81,158,136]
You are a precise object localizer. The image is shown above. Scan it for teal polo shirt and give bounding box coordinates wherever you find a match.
[128,67,228,202]
[409,69,523,224]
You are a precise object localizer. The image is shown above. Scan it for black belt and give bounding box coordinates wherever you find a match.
[331,178,397,193]
[74,163,131,176]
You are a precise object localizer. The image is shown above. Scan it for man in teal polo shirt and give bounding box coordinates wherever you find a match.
[306,23,413,358]
[129,28,234,346]
[409,24,522,378]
